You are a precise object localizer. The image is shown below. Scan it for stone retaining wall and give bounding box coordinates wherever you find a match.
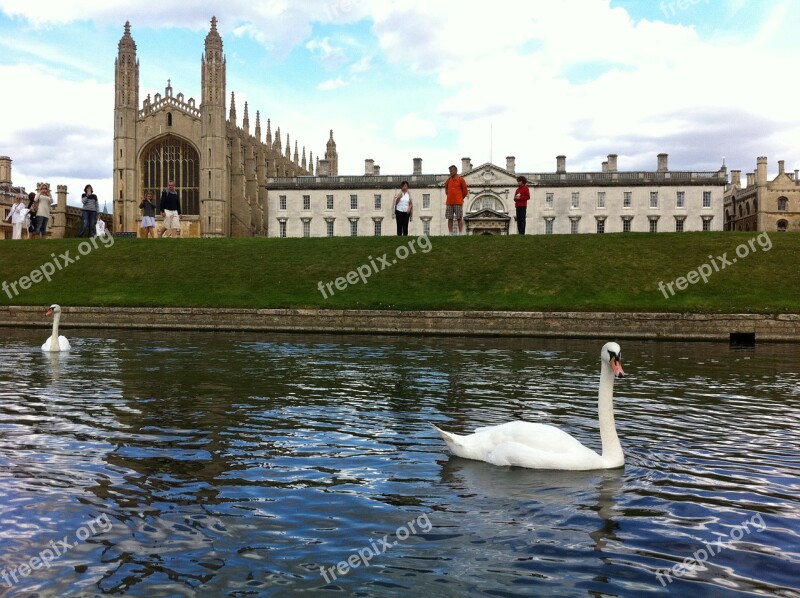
[1,306,798,342]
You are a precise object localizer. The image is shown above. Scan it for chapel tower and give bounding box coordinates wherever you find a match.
[200,16,228,237]
[113,21,140,233]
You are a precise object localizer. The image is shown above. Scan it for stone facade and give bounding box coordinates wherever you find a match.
[112,17,335,238]
[724,157,800,232]
[267,153,727,237]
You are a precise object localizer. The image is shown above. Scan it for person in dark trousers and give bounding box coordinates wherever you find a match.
[514,176,530,235]
[78,184,99,237]
[394,181,413,236]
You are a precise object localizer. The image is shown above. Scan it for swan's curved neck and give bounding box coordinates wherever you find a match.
[50,311,61,350]
[598,362,623,466]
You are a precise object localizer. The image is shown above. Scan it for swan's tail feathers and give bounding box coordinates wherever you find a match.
[433,425,464,454]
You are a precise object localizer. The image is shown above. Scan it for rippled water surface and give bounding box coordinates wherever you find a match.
[0,329,798,597]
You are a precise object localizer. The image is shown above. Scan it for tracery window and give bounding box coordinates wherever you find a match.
[141,135,200,214]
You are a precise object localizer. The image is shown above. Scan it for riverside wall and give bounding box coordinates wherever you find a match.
[1,306,799,342]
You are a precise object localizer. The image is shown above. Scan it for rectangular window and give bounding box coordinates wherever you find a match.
[676,191,685,208]
[622,218,631,233]
[545,193,554,209]
[279,221,287,238]
[350,194,358,210]
[350,220,358,237]
[303,195,310,210]
[597,192,605,208]
[422,193,431,209]
[571,192,580,209]
[570,219,579,234]
[650,192,658,208]
[423,220,430,236]
[326,220,334,237]
[676,219,685,232]
[545,219,554,235]
[702,218,712,231]
[374,194,381,210]
[649,219,658,233]
[374,220,381,236]
[326,195,334,210]
[623,192,632,208]
[596,219,605,233]
[703,191,712,208]
[302,220,310,237]
[279,195,287,211]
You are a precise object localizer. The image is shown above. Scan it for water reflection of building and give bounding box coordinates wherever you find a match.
[0,156,112,239]
[723,156,800,232]
[269,153,728,237]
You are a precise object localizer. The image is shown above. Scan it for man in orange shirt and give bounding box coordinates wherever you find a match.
[445,165,468,234]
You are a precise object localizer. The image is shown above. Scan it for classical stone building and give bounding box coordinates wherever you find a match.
[266,153,727,237]
[113,17,336,237]
[724,157,800,232]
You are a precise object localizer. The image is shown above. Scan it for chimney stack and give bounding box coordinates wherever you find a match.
[756,156,768,186]
[607,154,618,172]
[374,165,380,175]
[731,169,741,188]
[657,153,669,172]
[0,155,11,186]
[506,156,516,173]
[746,172,755,187]
[602,161,608,173]
[778,160,785,175]
[413,157,422,175]
[461,157,471,173]
[365,159,374,175]
[556,155,566,173]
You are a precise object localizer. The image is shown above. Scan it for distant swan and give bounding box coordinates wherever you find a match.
[434,342,625,470]
[42,304,71,352]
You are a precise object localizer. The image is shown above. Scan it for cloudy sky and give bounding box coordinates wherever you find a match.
[0,0,798,208]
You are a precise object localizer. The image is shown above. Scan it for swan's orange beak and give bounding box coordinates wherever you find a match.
[46,308,54,317]
[610,356,625,378]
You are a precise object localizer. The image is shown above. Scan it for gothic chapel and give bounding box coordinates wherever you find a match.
[113,17,337,237]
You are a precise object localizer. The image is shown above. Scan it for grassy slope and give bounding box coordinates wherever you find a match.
[0,232,797,313]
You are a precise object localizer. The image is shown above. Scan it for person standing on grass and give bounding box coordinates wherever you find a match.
[25,192,37,238]
[514,176,530,235]
[33,184,52,239]
[158,180,181,238]
[445,164,468,234]
[78,184,99,237]
[394,181,413,236]
[140,191,157,238]
[5,195,28,240]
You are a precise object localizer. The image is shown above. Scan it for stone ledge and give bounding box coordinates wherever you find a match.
[1,306,798,342]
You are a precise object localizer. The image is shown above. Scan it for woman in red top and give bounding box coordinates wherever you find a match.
[514,176,530,235]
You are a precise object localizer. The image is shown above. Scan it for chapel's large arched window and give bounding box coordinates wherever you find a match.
[141,135,199,214]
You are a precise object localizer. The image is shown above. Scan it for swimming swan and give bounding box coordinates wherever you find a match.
[434,342,625,470]
[42,304,71,352]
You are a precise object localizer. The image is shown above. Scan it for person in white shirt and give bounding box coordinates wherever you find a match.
[5,195,29,240]
[33,184,53,239]
[393,181,413,236]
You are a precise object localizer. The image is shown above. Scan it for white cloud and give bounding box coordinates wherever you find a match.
[318,77,347,91]
[393,113,437,140]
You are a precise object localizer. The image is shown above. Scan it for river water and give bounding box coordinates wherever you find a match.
[0,329,798,597]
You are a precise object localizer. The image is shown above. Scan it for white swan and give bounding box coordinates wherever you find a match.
[434,342,625,471]
[42,304,71,352]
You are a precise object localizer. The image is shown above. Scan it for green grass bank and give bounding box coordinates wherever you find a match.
[0,232,797,313]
